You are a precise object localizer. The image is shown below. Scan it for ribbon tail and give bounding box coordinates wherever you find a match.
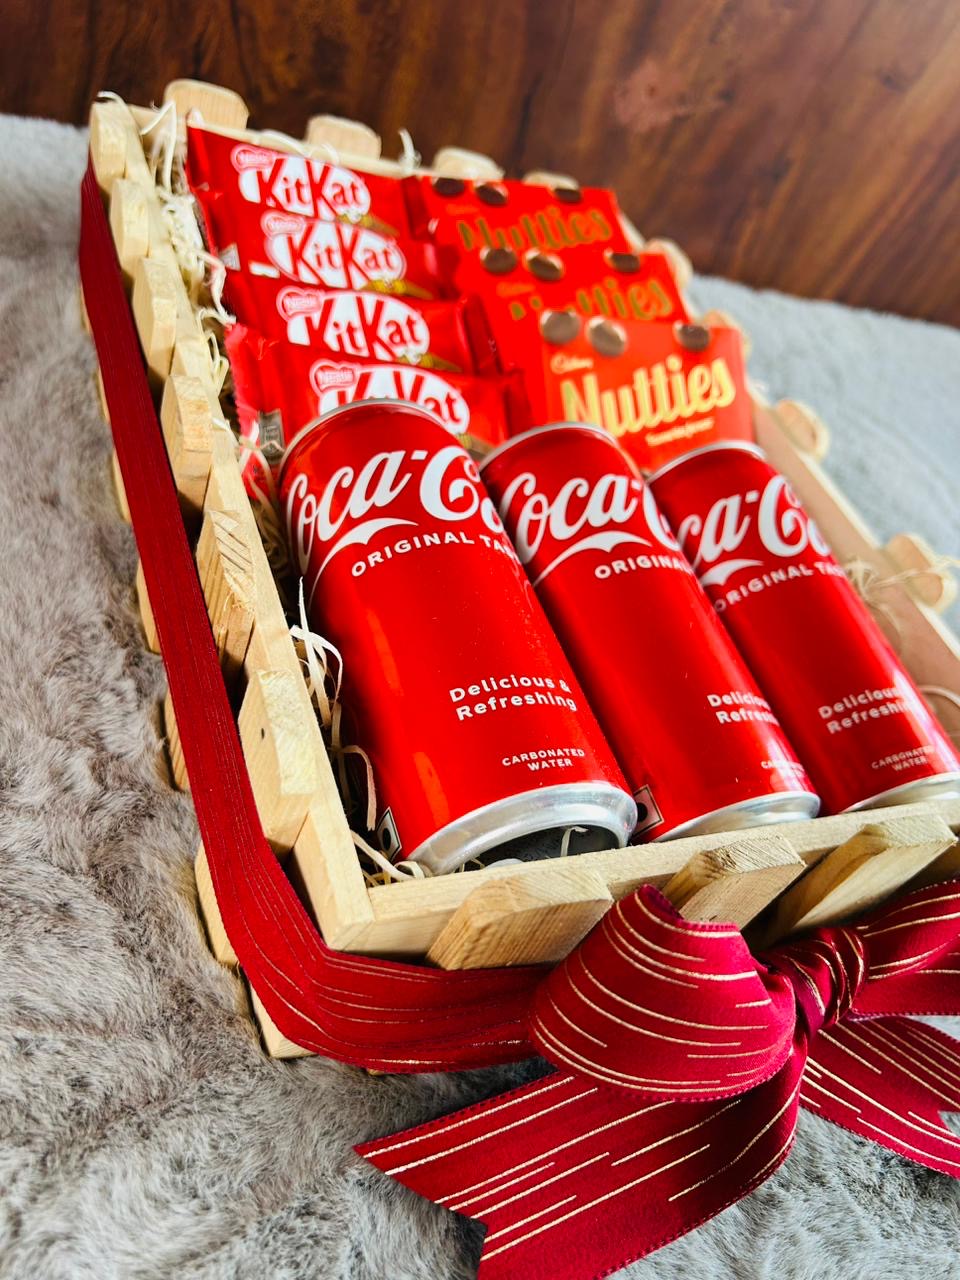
[803,1017,960,1176]
[359,1053,805,1280]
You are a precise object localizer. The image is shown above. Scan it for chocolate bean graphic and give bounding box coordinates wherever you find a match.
[586,317,627,357]
[539,309,582,345]
[476,183,509,206]
[525,250,565,282]
[432,177,466,197]
[481,246,519,274]
[674,323,712,353]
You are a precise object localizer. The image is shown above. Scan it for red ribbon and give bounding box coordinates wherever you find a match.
[360,884,960,1280]
[80,157,960,1280]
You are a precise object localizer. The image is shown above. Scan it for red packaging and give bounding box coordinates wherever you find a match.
[222,274,496,375]
[517,317,753,473]
[481,424,819,838]
[225,324,525,464]
[649,442,960,813]
[194,190,456,299]
[279,402,636,871]
[404,174,630,258]
[455,245,688,365]
[186,125,412,238]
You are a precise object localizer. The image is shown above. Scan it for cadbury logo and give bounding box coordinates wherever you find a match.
[550,353,594,375]
[281,289,431,363]
[676,475,830,587]
[309,361,469,429]
[287,446,503,589]
[266,219,407,290]
[234,148,371,223]
[560,355,736,437]
[498,470,678,587]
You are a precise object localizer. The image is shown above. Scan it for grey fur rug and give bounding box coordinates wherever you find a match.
[2,112,960,1280]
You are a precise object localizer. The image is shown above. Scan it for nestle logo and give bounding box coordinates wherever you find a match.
[310,362,359,392]
[261,211,304,237]
[231,145,275,171]
[278,288,321,320]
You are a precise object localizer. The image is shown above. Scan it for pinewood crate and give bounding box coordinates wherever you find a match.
[85,79,960,1060]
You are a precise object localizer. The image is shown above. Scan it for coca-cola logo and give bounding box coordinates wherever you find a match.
[280,288,431,363]
[265,219,407,290]
[309,361,469,431]
[287,446,503,593]
[497,469,678,587]
[234,150,371,223]
[676,474,830,586]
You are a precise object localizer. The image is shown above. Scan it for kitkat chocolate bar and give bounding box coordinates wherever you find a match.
[225,324,527,466]
[193,190,458,299]
[516,316,753,472]
[186,124,413,239]
[222,274,497,375]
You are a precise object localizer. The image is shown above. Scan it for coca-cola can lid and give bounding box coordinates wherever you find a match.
[478,420,613,472]
[646,439,766,486]
[278,398,445,477]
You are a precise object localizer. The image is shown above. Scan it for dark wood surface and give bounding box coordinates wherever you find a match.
[5,0,960,325]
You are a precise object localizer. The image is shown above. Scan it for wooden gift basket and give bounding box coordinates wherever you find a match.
[84,80,960,1059]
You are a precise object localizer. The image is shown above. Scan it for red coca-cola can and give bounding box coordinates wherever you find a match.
[279,402,636,872]
[649,441,960,813]
[481,424,820,838]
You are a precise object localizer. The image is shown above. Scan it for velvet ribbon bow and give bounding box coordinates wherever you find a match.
[359,883,960,1280]
[79,161,960,1280]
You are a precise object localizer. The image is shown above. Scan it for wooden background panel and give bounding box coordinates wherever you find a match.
[4,0,960,324]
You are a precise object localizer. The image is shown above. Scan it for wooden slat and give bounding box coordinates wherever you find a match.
[885,531,958,614]
[131,256,179,387]
[305,114,381,159]
[196,508,255,684]
[248,986,312,1059]
[770,399,830,461]
[163,79,250,132]
[163,689,189,791]
[88,100,130,194]
[355,798,960,958]
[202,434,365,937]
[195,842,236,965]
[287,804,375,950]
[431,146,503,180]
[758,813,956,944]
[159,374,213,526]
[427,863,613,970]
[111,450,130,522]
[663,834,804,927]
[238,669,322,854]
[134,559,159,653]
[108,177,149,287]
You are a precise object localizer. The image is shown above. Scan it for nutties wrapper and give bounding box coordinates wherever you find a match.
[515,317,753,472]
[455,244,689,370]
[404,174,630,262]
